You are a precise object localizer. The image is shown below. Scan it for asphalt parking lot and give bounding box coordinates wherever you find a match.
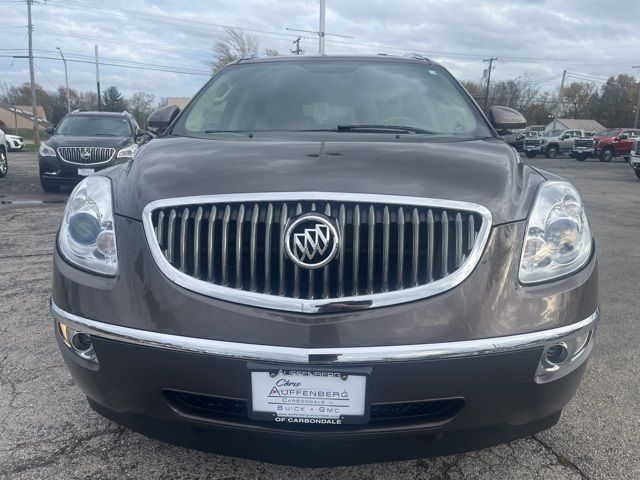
[0,151,638,479]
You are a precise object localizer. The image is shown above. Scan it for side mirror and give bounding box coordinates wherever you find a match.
[487,106,526,131]
[134,130,150,144]
[45,126,55,135]
[147,105,180,134]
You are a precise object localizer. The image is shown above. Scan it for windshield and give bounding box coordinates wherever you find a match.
[596,129,621,137]
[542,130,562,137]
[56,115,132,136]
[175,60,491,139]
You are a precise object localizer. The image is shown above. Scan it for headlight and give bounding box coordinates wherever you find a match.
[117,144,138,159]
[58,176,118,276]
[39,143,56,157]
[519,181,592,284]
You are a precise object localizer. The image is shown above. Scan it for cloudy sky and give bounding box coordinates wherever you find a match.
[2,0,640,104]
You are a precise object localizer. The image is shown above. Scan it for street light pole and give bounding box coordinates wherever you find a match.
[56,47,70,113]
[26,0,40,146]
[633,66,640,129]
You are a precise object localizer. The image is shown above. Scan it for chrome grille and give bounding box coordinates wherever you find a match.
[56,146,116,165]
[143,193,491,313]
[574,139,594,148]
[635,141,640,156]
[524,139,540,147]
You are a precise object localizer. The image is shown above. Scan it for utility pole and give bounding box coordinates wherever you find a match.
[482,56,498,110]
[57,47,70,113]
[286,1,354,56]
[27,0,40,145]
[318,0,326,55]
[633,67,640,129]
[291,36,303,55]
[552,70,567,130]
[95,45,102,111]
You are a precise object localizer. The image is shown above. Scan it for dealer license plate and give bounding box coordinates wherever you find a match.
[249,368,368,425]
[78,168,95,176]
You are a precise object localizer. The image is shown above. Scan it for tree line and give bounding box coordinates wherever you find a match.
[462,73,639,128]
[0,83,156,127]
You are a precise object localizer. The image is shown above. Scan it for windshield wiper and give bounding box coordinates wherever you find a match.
[336,124,438,134]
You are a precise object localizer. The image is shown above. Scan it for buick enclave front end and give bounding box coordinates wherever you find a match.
[51,56,598,466]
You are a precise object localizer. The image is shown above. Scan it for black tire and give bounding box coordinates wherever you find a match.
[624,156,630,163]
[40,176,60,192]
[545,145,558,159]
[525,151,537,158]
[575,153,587,161]
[599,148,614,162]
[0,149,7,178]
[635,169,640,180]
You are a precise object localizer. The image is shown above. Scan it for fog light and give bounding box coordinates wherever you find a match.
[57,322,98,364]
[71,332,92,352]
[545,343,569,365]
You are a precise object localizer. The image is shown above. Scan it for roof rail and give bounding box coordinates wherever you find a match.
[405,53,430,61]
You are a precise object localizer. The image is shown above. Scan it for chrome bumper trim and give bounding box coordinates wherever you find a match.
[51,300,599,364]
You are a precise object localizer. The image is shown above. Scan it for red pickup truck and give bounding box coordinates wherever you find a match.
[594,128,640,162]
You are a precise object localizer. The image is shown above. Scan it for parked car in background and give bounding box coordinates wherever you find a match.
[524,125,546,134]
[593,128,640,162]
[503,130,539,151]
[38,110,149,192]
[0,129,7,178]
[51,55,599,466]
[573,132,597,161]
[524,129,594,159]
[630,138,640,180]
[5,133,25,151]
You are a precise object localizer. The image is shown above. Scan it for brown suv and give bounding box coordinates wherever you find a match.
[51,56,598,466]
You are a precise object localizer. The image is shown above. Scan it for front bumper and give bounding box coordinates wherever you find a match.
[51,217,599,465]
[39,154,123,184]
[52,302,598,466]
[630,153,640,169]
[573,147,594,155]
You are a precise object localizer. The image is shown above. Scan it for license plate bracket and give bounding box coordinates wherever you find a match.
[247,363,371,425]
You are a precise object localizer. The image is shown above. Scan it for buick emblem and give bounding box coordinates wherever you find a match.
[285,214,339,269]
[80,149,92,161]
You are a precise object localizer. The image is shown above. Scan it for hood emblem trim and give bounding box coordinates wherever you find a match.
[285,214,339,269]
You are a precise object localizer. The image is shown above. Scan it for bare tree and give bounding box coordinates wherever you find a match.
[127,91,155,127]
[212,27,260,74]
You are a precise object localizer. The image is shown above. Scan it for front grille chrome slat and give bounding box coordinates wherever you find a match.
[56,146,116,165]
[206,206,217,282]
[193,207,203,278]
[352,204,361,296]
[397,207,405,290]
[382,206,390,292]
[147,194,489,313]
[264,204,274,294]
[179,207,189,273]
[235,204,245,289]
[221,205,231,286]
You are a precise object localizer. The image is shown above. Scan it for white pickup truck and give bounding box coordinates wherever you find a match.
[523,129,591,159]
[630,138,640,180]
[0,129,8,178]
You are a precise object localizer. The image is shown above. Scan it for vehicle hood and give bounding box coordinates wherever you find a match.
[46,135,132,149]
[111,136,545,224]
[5,134,21,140]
